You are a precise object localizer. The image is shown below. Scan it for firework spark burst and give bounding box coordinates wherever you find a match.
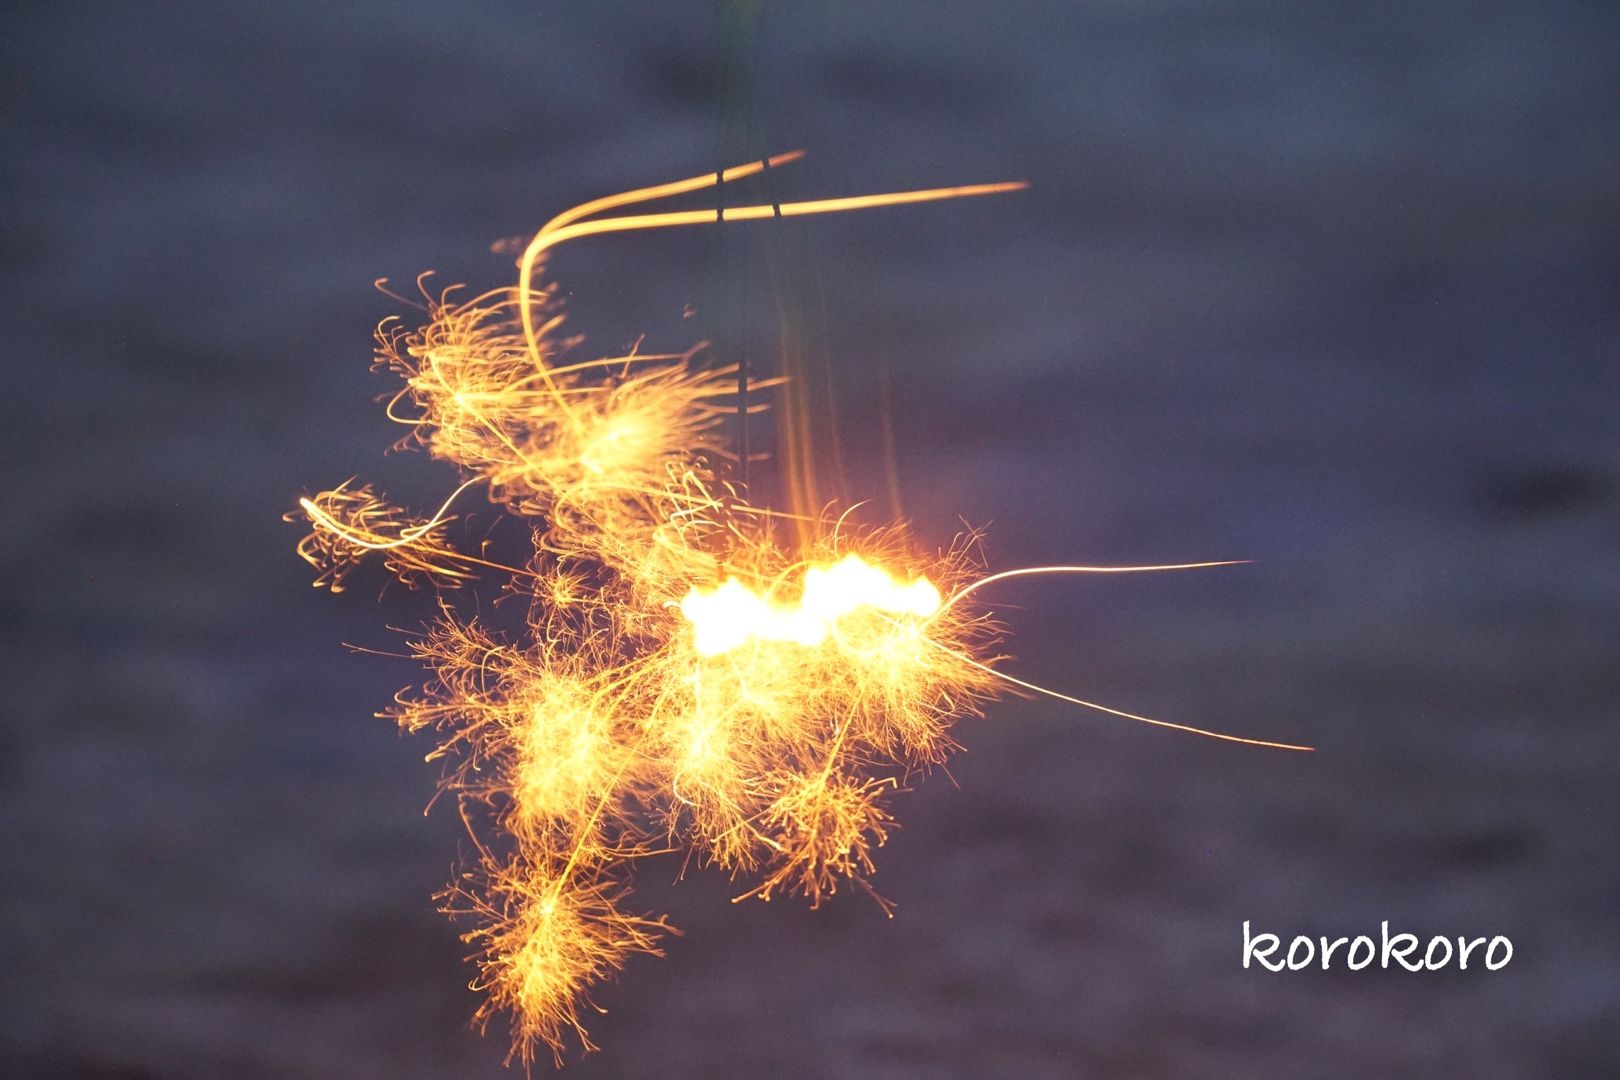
[291,154,1309,1065]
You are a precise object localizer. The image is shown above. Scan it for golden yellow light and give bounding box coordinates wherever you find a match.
[679,553,941,656]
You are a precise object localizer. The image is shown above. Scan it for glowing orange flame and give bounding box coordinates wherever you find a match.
[680,554,941,656]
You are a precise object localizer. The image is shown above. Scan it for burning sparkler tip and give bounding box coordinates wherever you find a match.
[292,153,1293,1063]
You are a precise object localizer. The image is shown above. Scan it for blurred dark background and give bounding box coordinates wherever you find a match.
[3,3,1617,1077]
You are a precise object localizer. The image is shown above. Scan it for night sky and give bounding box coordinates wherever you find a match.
[3,3,1617,1077]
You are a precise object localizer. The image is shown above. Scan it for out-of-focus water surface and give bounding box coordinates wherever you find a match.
[3,3,1617,1077]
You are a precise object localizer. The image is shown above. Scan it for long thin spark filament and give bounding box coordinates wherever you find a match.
[537,150,807,238]
[518,169,1029,408]
[938,560,1250,614]
[938,640,1314,752]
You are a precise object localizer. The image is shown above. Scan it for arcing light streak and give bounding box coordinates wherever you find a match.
[516,164,1028,404]
[298,476,486,551]
[935,560,1250,613]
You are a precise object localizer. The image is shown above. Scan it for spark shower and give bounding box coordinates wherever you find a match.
[292,152,1308,1065]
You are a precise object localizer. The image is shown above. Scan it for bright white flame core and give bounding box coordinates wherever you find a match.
[680,553,942,657]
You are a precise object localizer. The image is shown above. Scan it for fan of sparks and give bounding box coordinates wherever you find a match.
[292,152,1310,1066]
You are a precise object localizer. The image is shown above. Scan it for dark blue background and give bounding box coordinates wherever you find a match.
[3,3,1617,1077]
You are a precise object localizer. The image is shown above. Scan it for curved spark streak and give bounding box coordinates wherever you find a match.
[939,560,1251,615]
[516,163,1028,418]
[538,150,807,239]
[299,475,486,551]
[935,640,1314,752]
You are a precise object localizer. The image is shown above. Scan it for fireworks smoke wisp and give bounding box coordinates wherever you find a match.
[292,155,1307,1065]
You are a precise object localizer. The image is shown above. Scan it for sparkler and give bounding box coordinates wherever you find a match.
[291,153,1311,1066]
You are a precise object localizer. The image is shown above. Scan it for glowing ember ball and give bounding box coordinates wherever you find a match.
[678,554,943,656]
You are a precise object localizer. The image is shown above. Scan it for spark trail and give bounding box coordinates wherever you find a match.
[292,153,1309,1066]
